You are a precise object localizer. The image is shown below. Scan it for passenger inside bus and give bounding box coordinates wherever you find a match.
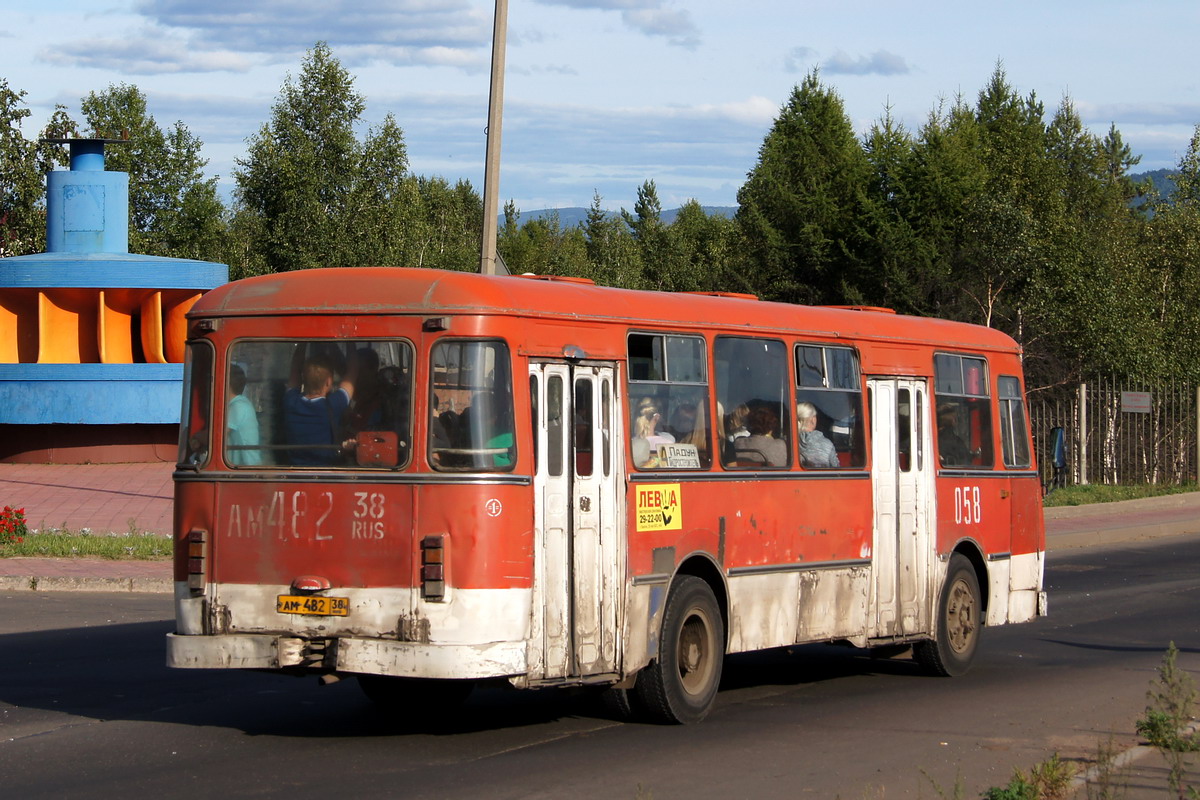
[284,347,358,466]
[797,401,840,468]
[725,404,750,442]
[484,395,514,468]
[937,403,970,466]
[734,406,788,467]
[344,348,382,434]
[225,363,262,466]
[674,401,709,463]
[631,396,674,468]
[429,394,452,465]
[667,403,698,441]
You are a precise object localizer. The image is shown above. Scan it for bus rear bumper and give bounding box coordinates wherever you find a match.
[166,632,526,679]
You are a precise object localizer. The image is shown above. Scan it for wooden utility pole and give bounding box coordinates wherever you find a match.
[480,0,509,275]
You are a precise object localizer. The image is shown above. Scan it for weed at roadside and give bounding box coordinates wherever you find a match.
[1083,736,1129,800]
[1136,642,1200,798]
[982,753,1075,800]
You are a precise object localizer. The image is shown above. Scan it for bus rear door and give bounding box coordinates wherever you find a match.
[869,377,935,638]
[528,361,623,682]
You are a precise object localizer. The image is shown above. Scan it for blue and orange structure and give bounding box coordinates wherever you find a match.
[0,137,228,463]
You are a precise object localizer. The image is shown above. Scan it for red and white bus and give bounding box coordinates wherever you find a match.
[167,267,1046,723]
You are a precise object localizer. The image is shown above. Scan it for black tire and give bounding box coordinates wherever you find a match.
[635,575,724,724]
[914,553,982,677]
[357,675,474,710]
[600,685,645,721]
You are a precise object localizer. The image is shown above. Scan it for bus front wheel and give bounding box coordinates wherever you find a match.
[636,575,724,724]
[915,554,981,677]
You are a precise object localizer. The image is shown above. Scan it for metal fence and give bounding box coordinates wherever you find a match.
[1029,378,1199,488]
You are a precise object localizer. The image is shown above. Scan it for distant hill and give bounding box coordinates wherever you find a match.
[502,171,1177,228]
[503,205,738,229]
[1133,168,1176,198]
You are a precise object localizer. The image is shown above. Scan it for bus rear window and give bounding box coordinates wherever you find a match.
[223,339,413,469]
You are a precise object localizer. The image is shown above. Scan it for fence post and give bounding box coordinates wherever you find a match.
[1079,382,1088,485]
[1196,386,1199,483]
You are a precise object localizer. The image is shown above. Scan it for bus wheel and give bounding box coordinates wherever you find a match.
[600,685,645,721]
[357,675,474,710]
[636,575,724,724]
[915,554,981,677]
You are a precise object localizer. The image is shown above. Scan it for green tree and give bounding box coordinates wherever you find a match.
[80,83,224,260]
[860,107,936,313]
[0,79,43,256]
[736,70,874,304]
[583,190,643,288]
[235,42,423,273]
[624,180,682,290]
[406,176,481,272]
[667,200,737,293]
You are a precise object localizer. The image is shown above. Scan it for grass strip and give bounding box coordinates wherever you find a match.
[0,527,171,560]
[1044,482,1199,507]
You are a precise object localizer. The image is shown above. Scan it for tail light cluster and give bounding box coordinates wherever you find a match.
[187,528,208,591]
[421,535,446,601]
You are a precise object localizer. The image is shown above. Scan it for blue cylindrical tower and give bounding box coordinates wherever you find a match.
[0,137,229,463]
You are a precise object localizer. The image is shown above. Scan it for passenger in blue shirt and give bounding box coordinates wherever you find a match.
[284,349,358,466]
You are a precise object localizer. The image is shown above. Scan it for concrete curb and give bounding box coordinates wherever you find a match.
[0,575,173,593]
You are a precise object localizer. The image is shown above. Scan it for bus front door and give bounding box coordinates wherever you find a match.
[529,362,623,682]
[869,377,934,638]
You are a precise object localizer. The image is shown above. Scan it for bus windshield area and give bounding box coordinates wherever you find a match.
[219,339,415,469]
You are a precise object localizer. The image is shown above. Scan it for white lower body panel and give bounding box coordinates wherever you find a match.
[169,582,532,680]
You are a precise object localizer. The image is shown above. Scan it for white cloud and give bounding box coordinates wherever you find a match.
[39,32,254,74]
[784,47,818,74]
[823,50,911,77]
[534,0,699,46]
[136,0,490,53]
[1080,101,1200,127]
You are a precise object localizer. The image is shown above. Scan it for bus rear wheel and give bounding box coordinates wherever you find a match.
[636,575,724,724]
[357,675,474,710]
[914,554,981,677]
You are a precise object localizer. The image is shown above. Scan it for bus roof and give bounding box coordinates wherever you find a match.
[191,267,1021,355]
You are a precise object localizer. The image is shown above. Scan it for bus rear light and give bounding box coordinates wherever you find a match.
[187,528,208,591]
[421,535,446,601]
[291,575,332,592]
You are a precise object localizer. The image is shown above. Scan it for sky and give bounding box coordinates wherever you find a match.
[5,1,1200,214]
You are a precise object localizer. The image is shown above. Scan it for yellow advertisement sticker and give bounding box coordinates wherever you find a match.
[635,483,682,532]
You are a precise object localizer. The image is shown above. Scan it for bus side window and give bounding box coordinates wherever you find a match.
[934,353,994,469]
[627,332,711,470]
[794,344,864,469]
[998,375,1031,468]
[715,336,790,469]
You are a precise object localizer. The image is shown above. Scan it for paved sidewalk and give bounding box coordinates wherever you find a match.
[0,462,174,593]
[0,462,173,535]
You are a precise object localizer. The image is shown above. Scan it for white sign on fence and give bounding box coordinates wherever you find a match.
[1121,391,1152,414]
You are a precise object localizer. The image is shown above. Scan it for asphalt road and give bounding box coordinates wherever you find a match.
[2,536,1199,799]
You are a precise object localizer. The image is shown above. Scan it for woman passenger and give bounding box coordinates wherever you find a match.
[734,406,788,467]
[797,401,840,468]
